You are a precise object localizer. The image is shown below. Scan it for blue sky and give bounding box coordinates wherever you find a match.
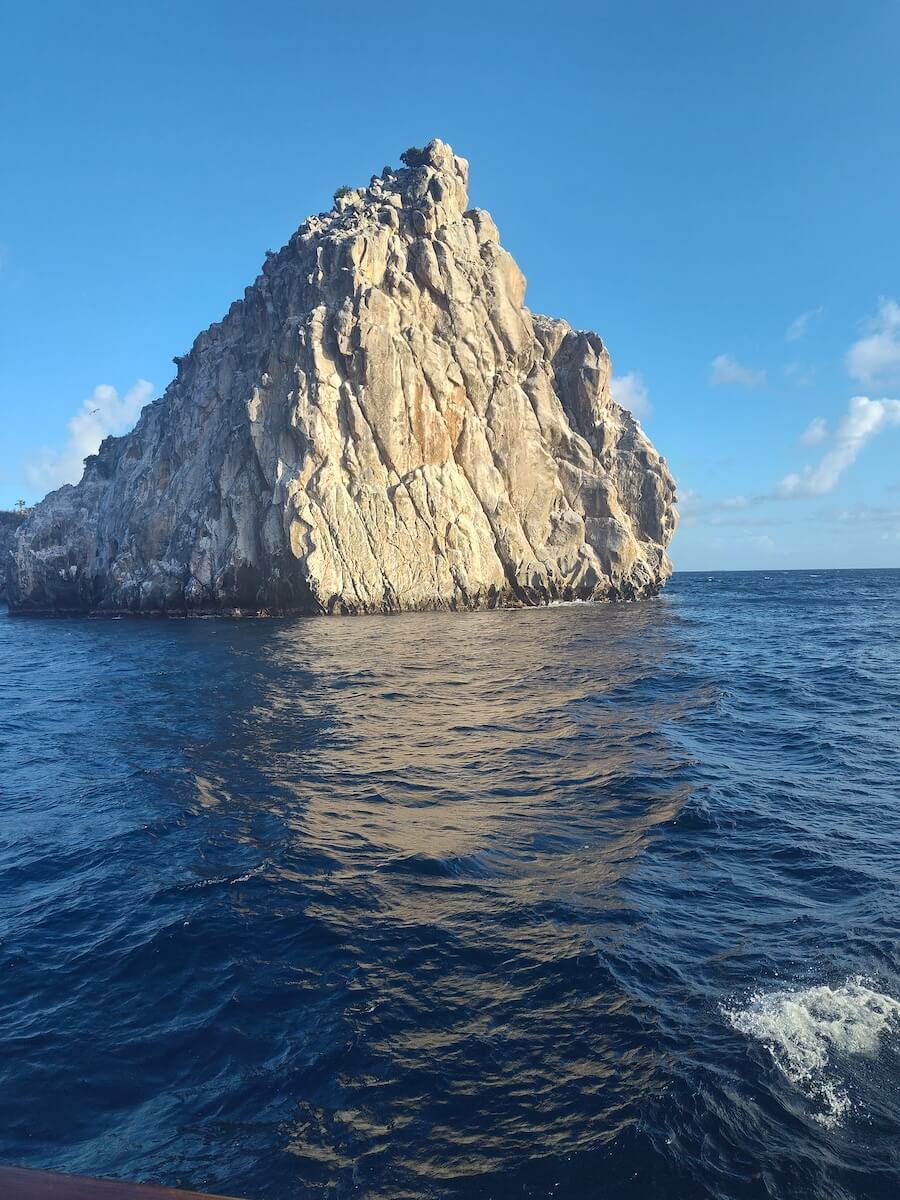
[2,1,899,570]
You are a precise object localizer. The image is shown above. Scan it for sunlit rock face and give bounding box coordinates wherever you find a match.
[8,140,676,616]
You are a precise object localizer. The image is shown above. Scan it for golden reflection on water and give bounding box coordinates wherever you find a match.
[185,602,697,1186]
[244,603,690,873]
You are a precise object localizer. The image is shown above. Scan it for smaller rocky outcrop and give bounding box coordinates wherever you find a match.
[0,511,27,602]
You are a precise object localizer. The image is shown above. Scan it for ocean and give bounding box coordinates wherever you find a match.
[1,569,898,1199]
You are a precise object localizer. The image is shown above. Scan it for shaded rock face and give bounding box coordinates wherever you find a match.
[9,140,677,616]
[0,512,27,602]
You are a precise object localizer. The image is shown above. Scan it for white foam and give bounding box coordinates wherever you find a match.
[230,863,265,884]
[723,976,900,1128]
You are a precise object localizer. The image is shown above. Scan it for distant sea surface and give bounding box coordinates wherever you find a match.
[2,570,899,1200]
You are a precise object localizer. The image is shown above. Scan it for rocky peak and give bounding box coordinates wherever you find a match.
[277,139,470,274]
[8,140,676,616]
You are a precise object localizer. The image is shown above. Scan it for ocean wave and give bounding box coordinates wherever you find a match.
[4,570,900,1198]
[723,977,900,1127]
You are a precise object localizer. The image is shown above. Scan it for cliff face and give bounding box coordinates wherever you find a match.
[0,512,26,602]
[9,140,676,616]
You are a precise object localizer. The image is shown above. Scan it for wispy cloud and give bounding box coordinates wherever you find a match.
[777,395,900,497]
[611,371,652,419]
[709,353,766,389]
[830,504,900,526]
[785,306,823,343]
[676,487,702,516]
[846,298,900,384]
[829,504,900,544]
[784,362,817,388]
[25,379,153,494]
[677,488,756,524]
[800,416,828,446]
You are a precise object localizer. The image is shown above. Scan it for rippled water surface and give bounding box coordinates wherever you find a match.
[2,570,899,1199]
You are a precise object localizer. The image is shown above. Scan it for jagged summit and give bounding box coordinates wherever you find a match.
[8,139,677,615]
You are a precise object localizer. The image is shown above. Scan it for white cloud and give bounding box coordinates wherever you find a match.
[709,353,766,389]
[846,298,900,384]
[611,371,652,419]
[777,395,900,497]
[25,379,153,494]
[785,306,823,343]
[800,416,828,446]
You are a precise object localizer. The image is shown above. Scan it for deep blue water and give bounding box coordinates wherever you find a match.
[1,570,899,1200]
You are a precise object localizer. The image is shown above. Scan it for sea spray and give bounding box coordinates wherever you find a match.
[724,977,900,1127]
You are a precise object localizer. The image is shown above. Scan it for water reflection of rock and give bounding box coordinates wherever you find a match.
[248,602,690,866]
[186,602,701,1194]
